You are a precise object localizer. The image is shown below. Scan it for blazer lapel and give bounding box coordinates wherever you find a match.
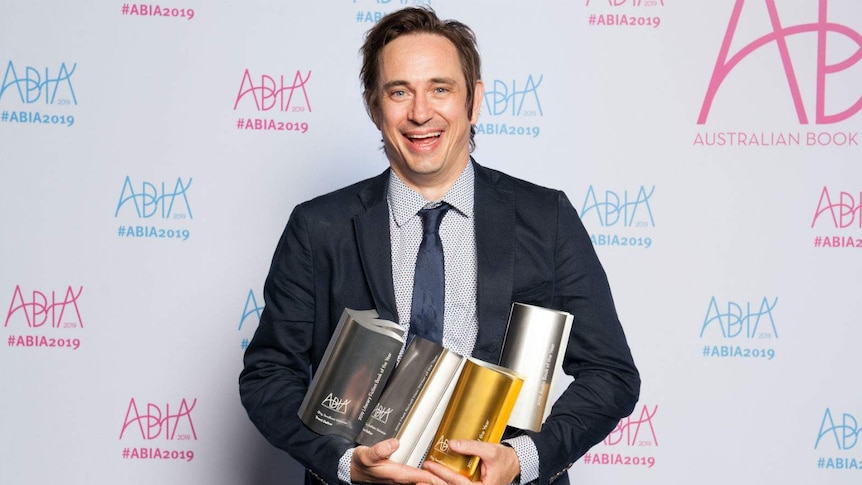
[351,163,516,359]
[354,170,398,322]
[473,164,515,363]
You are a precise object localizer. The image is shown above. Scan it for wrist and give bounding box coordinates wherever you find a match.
[500,442,521,483]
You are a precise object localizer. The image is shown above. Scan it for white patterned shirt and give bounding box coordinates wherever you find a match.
[338,161,539,484]
[388,161,478,355]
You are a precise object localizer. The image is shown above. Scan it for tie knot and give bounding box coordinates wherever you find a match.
[418,203,449,235]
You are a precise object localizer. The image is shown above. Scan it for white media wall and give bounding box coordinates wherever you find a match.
[2,1,861,483]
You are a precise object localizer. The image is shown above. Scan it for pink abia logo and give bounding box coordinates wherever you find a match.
[699,0,862,124]
[4,285,83,329]
[811,187,861,229]
[603,404,659,447]
[119,397,198,441]
[233,69,311,113]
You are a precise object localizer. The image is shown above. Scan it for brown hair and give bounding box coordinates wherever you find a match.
[360,7,482,150]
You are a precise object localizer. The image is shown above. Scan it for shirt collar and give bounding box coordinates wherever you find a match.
[388,161,475,228]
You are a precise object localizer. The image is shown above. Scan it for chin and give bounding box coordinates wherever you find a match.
[406,159,445,175]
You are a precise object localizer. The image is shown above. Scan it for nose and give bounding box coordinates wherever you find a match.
[408,93,433,124]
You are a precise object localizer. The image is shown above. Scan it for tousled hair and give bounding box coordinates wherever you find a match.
[360,7,481,151]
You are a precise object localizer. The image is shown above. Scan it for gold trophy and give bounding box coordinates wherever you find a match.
[425,357,524,480]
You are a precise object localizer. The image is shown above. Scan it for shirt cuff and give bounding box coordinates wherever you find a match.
[338,447,355,484]
[503,435,539,484]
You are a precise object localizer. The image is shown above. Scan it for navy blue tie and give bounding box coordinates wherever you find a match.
[408,203,450,345]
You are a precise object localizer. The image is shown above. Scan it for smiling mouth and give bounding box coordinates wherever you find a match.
[405,132,442,146]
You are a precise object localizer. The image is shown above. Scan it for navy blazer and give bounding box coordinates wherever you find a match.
[240,161,640,484]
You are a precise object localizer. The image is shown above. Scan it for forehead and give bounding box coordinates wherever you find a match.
[378,33,464,84]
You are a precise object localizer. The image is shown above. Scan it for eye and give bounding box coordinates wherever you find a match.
[391,90,407,98]
[434,87,449,94]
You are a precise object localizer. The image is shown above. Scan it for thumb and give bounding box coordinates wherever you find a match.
[370,438,400,461]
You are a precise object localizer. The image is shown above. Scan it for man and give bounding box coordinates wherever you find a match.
[240,7,639,485]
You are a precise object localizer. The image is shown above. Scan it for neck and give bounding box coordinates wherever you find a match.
[392,159,470,201]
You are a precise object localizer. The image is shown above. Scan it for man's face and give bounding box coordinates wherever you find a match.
[375,33,483,195]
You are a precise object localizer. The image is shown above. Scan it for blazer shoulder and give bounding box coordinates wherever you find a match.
[295,169,389,218]
[474,162,566,207]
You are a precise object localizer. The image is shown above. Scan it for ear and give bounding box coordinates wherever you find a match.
[470,79,484,124]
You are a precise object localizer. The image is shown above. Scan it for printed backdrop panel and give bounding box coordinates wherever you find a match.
[1,1,860,484]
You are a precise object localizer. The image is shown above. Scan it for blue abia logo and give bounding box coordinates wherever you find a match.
[238,289,263,351]
[0,61,77,105]
[483,75,543,117]
[815,408,861,451]
[581,185,656,228]
[114,176,193,220]
[352,0,434,24]
[476,74,543,137]
[238,289,263,331]
[699,296,778,339]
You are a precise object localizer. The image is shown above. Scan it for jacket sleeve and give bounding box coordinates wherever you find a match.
[526,192,641,483]
[239,203,351,485]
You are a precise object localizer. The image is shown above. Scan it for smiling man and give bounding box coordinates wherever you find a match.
[373,32,480,201]
[240,7,639,485]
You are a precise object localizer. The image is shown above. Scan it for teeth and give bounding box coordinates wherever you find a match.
[406,132,441,139]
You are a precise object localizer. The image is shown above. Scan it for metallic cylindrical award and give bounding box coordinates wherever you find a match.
[424,357,524,480]
[499,302,573,432]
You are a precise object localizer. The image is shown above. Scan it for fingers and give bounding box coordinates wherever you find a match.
[352,441,449,485]
[422,460,472,485]
[392,465,449,485]
[424,441,520,485]
[368,438,399,461]
[446,439,490,458]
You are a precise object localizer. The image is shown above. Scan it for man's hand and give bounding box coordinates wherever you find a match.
[421,440,520,485]
[351,438,447,485]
